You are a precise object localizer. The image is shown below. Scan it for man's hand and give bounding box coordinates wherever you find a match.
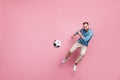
[71,35,75,39]
[71,33,76,39]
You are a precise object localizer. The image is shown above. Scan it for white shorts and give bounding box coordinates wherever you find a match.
[70,42,87,55]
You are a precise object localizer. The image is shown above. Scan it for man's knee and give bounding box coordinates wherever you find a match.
[80,54,84,59]
[69,49,73,53]
[68,50,73,55]
[81,54,84,57]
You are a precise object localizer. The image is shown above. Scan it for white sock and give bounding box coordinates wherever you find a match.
[61,59,67,64]
[73,65,77,72]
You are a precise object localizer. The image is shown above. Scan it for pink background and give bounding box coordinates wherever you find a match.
[0,0,120,80]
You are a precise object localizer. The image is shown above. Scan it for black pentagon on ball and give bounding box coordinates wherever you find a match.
[53,40,61,48]
[53,43,56,46]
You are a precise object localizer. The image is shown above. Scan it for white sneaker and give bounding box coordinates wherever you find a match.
[61,59,67,64]
[73,65,77,72]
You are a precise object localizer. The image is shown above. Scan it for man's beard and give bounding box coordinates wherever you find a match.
[84,29,89,32]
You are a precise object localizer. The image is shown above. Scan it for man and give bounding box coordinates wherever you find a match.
[62,22,93,72]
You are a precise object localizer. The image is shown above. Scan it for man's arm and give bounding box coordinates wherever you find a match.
[71,33,77,39]
[82,33,93,41]
[71,29,82,39]
[80,31,93,42]
[78,31,84,39]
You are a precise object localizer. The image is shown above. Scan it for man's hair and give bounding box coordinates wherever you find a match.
[83,22,89,25]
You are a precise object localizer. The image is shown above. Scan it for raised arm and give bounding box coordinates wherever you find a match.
[71,33,77,39]
[71,29,84,39]
[78,31,84,39]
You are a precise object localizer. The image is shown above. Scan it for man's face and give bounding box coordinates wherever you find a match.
[83,24,89,31]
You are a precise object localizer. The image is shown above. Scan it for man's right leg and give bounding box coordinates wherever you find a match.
[73,45,87,72]
[62,42,80,64]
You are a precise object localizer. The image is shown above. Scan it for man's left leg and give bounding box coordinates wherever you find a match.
[73,46,87,72]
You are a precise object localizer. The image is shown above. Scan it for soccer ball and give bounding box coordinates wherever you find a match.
[53,40,61,48]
